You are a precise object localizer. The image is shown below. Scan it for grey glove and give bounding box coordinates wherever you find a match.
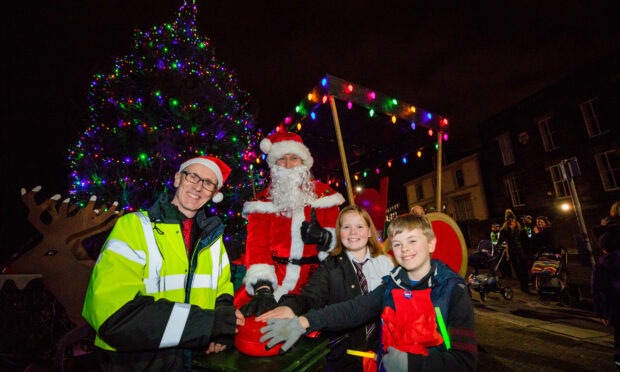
[259,316,305,353]
[382,346,408,372]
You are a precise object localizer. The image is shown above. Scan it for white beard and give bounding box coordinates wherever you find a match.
[269,165,316,217]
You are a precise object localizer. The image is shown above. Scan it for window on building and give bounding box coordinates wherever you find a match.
[504,176,524,207]
[537,115,559,151]
[454,169,465,188]
[498,133,515,166]
[580,97,608,137]
[453,195,474,221]
[595,150,620,191]
[548,164,570,198]
[415,184,424,200]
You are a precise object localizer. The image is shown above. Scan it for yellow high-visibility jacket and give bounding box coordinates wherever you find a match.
[82,195,233,371]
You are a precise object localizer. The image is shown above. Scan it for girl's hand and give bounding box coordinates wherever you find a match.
[256,306,295,322]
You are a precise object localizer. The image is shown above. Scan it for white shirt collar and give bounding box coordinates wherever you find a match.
[345,248,371,263]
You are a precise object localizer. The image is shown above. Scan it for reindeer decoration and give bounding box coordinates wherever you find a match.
[8,186,124,327]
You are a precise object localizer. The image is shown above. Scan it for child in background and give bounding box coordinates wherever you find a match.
[258,205,394,371]
[260,214,476,372]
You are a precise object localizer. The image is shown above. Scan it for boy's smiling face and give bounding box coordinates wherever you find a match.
[391,227,436,281]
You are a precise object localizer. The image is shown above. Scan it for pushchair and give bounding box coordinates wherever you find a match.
[467,240,513,302]
[530,248,574,305]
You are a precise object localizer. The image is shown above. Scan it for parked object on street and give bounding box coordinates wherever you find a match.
[468,240,513,302]
[531,247,577,306]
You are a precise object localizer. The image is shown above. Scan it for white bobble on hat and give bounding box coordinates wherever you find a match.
[259,137,272,154]
[212,192,224,203]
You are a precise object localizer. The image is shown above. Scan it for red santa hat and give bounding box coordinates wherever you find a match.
[259,132,313,169]
[178,156,231,203]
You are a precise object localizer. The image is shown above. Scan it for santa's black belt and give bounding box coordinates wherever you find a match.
[272,255,319,266]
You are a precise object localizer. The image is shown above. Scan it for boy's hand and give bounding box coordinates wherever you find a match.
[259,316,306,353]
[256,306,295,322]
[383,346,408,372]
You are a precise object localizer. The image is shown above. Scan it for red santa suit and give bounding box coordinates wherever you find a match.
[236,181,344,304]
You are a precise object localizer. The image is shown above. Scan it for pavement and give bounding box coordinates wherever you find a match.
[472,277,616,371]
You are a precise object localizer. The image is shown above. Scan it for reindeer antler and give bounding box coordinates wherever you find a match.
[21,187,124,252]
[12,186,125,325]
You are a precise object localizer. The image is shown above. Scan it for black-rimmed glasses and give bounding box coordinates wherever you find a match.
[181,171,217,191]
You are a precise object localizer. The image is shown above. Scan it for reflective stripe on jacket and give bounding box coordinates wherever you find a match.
[83,211,233,351]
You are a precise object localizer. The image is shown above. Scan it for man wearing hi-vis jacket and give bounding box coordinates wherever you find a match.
[83,156,244,371]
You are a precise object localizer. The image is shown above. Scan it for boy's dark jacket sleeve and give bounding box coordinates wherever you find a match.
[278,260,332,315]
[304,284,384,332]
[406,283,477,372]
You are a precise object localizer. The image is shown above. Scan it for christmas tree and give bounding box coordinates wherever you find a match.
[68,0,266,258]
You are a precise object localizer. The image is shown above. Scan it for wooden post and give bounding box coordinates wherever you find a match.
[436,130,443,212]
[249,167,257,199]
[328,96,354,205]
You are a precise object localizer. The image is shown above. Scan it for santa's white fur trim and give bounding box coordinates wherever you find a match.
[212,192,223,203]
[309,193,345,209]
[242,191,344,217]
[274,263,301,301]
[271,207,306,301]
[265,140,313,169]
[242,200,277,218]
[243,264,277,296]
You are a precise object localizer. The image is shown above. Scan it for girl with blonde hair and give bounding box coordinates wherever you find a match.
[258,205,394,371]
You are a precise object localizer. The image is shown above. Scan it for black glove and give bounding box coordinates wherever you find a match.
[300,208,332,252]
[240,282,277,317]
[211,305,237,340]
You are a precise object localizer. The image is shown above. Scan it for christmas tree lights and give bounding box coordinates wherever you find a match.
[67,0,264,256]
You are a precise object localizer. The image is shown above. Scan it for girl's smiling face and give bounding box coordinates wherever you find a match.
[339,211,370,255]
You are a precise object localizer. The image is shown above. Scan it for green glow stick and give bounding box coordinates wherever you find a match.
[434,307,451,349]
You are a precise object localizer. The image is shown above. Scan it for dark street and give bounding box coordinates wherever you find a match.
[474,278,615,371]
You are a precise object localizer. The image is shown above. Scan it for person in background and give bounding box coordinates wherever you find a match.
[236,132,345,317]
[260,214,477,372]
[498,209,532,294]
[490,223,501,250]
[591,201,620,371]
[258,205,394,371]
[82,156,244,371]
[531,216,558,256]
[492,222,511,279]
[522,215,536,266]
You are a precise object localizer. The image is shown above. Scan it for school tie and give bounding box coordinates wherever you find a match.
[182,218,193,256]
[352,259,375,340]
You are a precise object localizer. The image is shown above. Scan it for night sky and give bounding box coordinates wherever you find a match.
[3,0,619,253]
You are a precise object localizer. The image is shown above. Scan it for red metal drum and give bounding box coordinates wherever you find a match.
[234,316,283,356]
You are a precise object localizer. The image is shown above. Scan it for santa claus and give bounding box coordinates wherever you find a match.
[235,132,344,316]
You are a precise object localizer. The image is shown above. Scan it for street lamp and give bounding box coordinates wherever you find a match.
[561,202,571,211]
